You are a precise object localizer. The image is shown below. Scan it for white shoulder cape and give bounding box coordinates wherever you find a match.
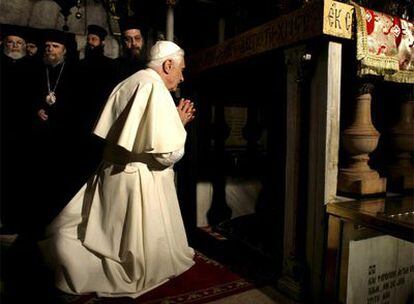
[94,68,186,154]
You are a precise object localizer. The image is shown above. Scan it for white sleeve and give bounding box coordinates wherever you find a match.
[152,147,185,167]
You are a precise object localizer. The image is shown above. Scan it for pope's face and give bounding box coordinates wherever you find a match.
[168,58,185,92]
[44,41,66,65]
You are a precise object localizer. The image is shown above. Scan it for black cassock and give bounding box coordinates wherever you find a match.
[26,61,88,236]
[0,54,37,233]
[78,52,116,180]
[114,55,146,83]
[78,51,115,135]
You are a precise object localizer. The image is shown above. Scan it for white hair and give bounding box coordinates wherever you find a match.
[147,48,184,69]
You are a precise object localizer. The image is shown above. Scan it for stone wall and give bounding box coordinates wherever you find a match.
[0,0,119,58]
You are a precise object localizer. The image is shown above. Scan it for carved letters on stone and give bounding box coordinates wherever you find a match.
[323,0,354,39]
[189,2,324,74]
[190,0,353,74]
[347,235,414,304]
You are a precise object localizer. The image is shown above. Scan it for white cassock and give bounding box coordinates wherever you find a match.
[39,68,195,298]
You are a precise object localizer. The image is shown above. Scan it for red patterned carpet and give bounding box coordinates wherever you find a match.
[64,252,254,304]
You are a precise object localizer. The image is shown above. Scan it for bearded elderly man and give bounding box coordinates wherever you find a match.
[0,25,36,234]
[39,40,196,298]
[79,24,115,125]
[115,16,148,82]
[79,25,116,179]
[25,29,87,238]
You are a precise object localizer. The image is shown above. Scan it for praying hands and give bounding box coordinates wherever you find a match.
[177,98,196,126]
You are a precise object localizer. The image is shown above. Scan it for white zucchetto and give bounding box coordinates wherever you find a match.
[150,40,183,61]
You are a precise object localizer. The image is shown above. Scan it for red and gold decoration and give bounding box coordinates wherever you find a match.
[355,3,414,83]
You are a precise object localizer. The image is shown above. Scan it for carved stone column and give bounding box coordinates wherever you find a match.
[166,0,177,41]
[338,83,387,195]
[389,89,414,192]
[306,41,342,302]
[277,45,311,301]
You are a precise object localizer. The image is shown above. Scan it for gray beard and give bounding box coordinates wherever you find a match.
[43,56,65,67]
[4,49,25,60]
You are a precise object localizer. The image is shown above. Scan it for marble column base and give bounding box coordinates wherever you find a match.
[338,170,387,195]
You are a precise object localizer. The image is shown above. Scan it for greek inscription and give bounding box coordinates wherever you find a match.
[396,276,405,286]
[323,0,353,39]
[367,294,380,304]
[328,4,342,30]
[369,265,376,275]
[368,285,380,295]
[277,20,287,40]
[328,6,335,27]
[365,264,414,304]
[345,10,353,31]
[335,8,342,29]
[190,3,325,72]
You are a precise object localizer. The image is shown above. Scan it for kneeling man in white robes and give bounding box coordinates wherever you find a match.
[39,40,196,298]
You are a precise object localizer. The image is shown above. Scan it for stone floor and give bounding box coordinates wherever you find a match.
[0,227,301,304]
